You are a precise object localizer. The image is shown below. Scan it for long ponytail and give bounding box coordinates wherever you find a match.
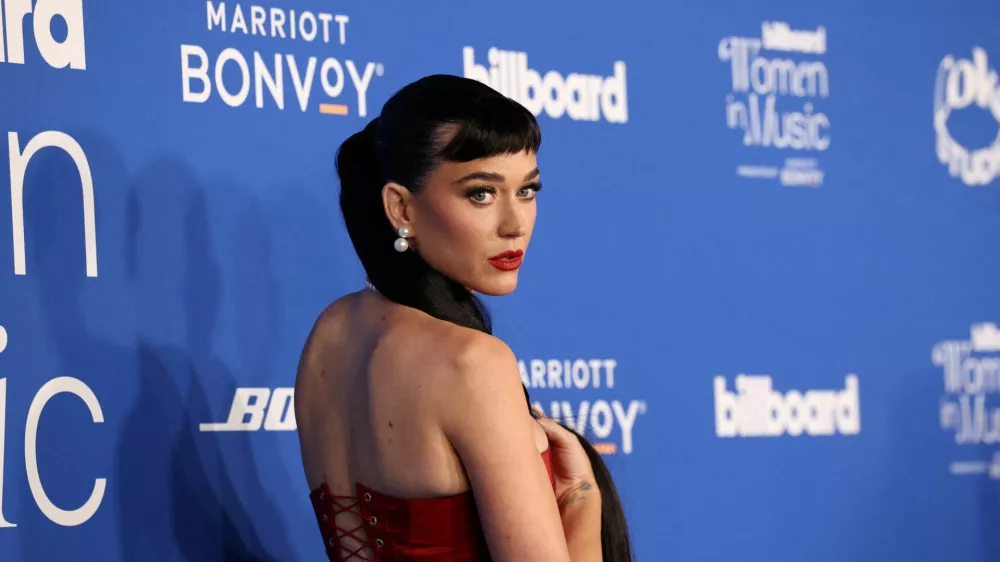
[337,75,632,562]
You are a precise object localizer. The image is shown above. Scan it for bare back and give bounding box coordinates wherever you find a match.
[295,289,549,555]
[295,290,568,560]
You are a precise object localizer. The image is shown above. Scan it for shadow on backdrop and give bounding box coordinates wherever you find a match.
[15,133,293,560]
[121,158,294,561]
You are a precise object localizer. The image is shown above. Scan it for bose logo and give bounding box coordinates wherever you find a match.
[714,375,860,438]
[200,388,296,432]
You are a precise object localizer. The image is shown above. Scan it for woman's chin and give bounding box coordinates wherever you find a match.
[472,276,519,297]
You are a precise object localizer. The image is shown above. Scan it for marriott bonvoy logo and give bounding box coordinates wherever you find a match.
[182,1,385,117]
[520,357,646,455]
[462,47,628,124]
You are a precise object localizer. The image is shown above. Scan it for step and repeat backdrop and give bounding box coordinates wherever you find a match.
[1,0,998,560]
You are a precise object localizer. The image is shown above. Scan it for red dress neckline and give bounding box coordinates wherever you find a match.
[309,448,556,561]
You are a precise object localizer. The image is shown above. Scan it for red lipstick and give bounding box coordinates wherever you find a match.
[488,249,524,271]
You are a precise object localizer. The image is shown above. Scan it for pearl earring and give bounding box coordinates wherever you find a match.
[394,226,411,252]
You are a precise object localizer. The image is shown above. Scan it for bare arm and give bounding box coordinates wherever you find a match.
[537,415,603,562]
[439,334,601,561]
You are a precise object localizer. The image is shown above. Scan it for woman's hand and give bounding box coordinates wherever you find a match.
[534,409,601,511]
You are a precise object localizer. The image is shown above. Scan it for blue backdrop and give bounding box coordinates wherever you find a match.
[1,0,999,560]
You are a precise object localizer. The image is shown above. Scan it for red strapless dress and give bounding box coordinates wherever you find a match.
[309,448,556,561]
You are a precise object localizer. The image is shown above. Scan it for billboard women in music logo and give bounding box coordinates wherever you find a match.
[718,21,830,188]
[934,322,1000,479]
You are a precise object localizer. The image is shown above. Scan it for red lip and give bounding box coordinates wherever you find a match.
[488,249,524,271]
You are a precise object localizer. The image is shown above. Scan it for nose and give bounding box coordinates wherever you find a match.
[497,199,528,239]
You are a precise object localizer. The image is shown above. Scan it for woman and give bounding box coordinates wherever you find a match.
[295,74,632,561]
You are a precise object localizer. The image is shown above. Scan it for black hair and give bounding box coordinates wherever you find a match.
[336,74,632,562]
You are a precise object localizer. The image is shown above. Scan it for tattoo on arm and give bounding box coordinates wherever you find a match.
[558,481,595,509]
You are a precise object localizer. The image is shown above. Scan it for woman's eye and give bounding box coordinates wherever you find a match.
[517,187,537,199]
[468,189,495,204]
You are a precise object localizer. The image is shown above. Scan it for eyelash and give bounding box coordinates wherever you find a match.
[466,183,542,204]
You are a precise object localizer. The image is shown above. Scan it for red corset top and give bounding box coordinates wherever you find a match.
[309,448,556,561]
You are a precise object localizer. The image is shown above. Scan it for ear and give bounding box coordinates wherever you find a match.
[382,182,414,233]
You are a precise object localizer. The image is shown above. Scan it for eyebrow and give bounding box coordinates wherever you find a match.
[453,167,541,184]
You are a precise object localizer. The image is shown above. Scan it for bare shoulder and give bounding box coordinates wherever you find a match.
[294,292,363,408]
[302,292,361,352]
[449,330,520,387]
[423,322,520,384]
[428,326,528,431]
